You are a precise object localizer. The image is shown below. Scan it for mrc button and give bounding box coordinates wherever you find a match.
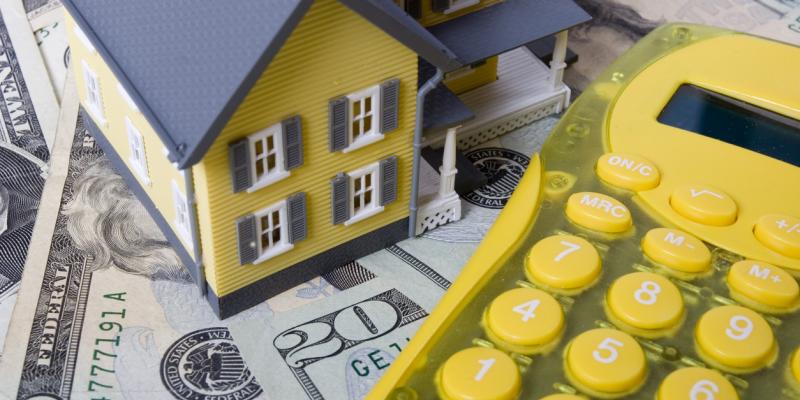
[566,192,632,233]
[596,153,660,191]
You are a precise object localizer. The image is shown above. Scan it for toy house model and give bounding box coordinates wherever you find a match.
[63,0,590,318]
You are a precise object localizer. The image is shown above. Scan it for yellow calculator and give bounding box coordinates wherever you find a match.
[369,24,800,399]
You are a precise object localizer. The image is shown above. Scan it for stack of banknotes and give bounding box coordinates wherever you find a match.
[0,0,796,399]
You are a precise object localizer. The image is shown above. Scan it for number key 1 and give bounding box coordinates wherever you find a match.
[439,347,520,400]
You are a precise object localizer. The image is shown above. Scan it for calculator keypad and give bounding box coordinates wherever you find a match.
[605,272,684,335]
[564,328,647,396]
[694,305,777,373]
[524,235,601,292]
[669,185,738,226]
[485,288,564,353]
[439,347,521,400]
[656,367,739,400]
[642,228,711,274]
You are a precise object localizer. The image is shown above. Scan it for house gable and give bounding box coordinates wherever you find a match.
[192,0,419,297]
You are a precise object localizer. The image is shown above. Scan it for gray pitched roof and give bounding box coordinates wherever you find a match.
[63,0,460,168]
[64,0,588,168]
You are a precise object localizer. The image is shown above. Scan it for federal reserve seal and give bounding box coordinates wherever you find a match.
[161,327,262,400]
[463,147,530,209]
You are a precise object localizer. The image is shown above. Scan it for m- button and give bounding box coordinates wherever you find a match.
[642,228,711,274]
[596,153,660,191]
[754,214,800,258]
[566,192,632,233]
[670,185,737,226]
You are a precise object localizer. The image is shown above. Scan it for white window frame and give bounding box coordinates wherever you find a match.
[117,83,140,112]
[444,0,480,14]
[73,24,96,54]
[171,180,193,249]
[253,199,293,263]
[247,122,290,192]
[343,85,384,153]
[81,60,106,125]
[125,117,150,185]
[345,162,384,226]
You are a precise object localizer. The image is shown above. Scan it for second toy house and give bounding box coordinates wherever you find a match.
[64,0,589,318]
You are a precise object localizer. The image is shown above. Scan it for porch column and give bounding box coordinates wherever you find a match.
[438,126,459,199]
[549,30,569,90]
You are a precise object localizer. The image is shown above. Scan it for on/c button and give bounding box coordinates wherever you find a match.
[596,153,660,191]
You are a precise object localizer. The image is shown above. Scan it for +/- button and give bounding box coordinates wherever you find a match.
[657,367,738,400]
[695,306,776,373]
[485,288,564,353]
[670,185,737,226]
[525,235,601,292]
[606,272,684,334]
[565,328,647,396]
[566,192,632,233]
[754,214,800,258]
[727,260,799,310]
[439,347,520,400]
[642,228,711,274]
[596,153,660,191]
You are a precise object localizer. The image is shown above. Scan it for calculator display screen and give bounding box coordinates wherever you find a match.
[657,84,800,167]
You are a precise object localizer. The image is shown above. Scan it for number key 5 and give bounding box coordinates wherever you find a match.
[564,328,647,398]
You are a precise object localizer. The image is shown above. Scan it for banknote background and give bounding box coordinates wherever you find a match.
[0,0,797,399]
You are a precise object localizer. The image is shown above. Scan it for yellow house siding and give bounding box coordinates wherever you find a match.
[66,15,196,257]
[418,0,503,27]
[193,0,418,296]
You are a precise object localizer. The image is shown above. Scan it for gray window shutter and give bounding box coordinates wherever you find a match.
[236,214,258,265]
[229,139,251,193]
[287,192,307,243]
[380,79,400,134]
[380,156,398,206]
[331,173,350,224]
[282,116,303,170]
[329,97,349,152]
[431,0,450,13]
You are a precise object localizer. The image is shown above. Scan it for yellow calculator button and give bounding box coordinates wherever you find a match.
[657,367,738,400]
[539,395,587,400]
[596,153,660,191]
[486,288,564,351]
[565,192,632,233]
[525,235,601,291]
[727,260,799,309]
[791,348,800,383]
[695,306,776,372]
[439,347,520,400]
[670,185,737,226]
[642,228,711,274]
[754,214,800,259]
[607,272,684,332]
[565,328,647,396]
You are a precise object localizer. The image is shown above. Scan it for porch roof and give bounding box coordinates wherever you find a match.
[427,0,591,66]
